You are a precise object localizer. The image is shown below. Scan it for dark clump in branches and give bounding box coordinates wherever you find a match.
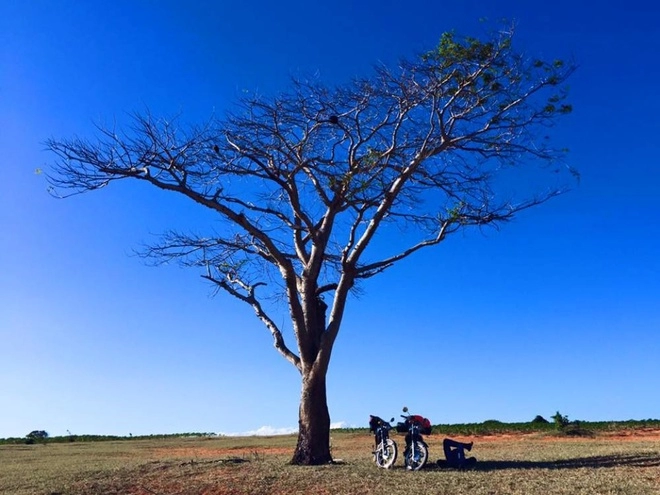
[45,25,576,465]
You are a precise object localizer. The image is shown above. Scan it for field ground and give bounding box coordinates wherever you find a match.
[1,429,660,494]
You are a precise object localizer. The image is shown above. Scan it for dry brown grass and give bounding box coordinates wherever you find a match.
[2,430,660,495]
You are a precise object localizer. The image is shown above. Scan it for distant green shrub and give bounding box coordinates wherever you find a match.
[548,412,595,437]
[551,411,570,429]
[25,430,49,445]
[532,415,549,424]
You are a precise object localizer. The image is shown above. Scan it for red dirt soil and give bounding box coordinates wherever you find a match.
[151,446,294,458]
[453,428,660,443]
[150,429,660,459]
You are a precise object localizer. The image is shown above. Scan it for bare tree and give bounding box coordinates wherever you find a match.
[46,27,576,465]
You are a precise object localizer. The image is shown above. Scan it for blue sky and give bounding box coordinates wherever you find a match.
[1,0,659,438]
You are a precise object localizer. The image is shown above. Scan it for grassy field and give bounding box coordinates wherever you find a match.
[2,430,660,495]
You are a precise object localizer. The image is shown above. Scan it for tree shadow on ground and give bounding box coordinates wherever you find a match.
[432,453,660,472]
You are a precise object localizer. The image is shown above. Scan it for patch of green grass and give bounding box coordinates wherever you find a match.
[0,441,145,494]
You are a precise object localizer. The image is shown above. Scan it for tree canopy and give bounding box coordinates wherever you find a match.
[46,26,576,464]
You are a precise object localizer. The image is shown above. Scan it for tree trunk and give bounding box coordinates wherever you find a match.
[290,367,332,465]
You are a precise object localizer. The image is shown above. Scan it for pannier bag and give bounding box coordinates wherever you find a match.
[397,415,432,435]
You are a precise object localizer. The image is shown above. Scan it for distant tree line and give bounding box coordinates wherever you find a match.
[3,418,659,445]
[0,432,217,445]
[429,417,660,437]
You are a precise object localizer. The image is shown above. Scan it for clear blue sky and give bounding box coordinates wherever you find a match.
[1,0,659,439]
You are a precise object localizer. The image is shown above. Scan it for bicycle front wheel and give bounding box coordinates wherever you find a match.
[404,440,428,471]
[375,438,398,468]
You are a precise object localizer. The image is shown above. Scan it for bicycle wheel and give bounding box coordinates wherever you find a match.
[375,438,398,468]
[404,440,428,471]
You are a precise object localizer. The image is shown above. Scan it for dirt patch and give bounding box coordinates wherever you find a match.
[150,446,293,459]
[150,429,660,459]
[466,428,660,443]
[597,428,660,441]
